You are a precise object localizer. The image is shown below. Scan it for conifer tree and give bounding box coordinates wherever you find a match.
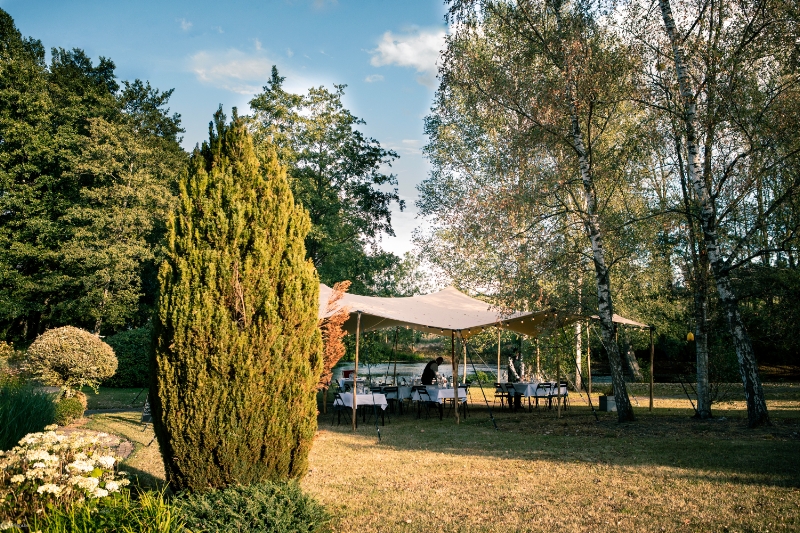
[152,108,322,491]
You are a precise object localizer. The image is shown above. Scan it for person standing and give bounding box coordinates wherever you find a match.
[421,357,444,385]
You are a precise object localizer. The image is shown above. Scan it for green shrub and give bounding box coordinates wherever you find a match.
[176,482,329,533]
[54,397,84,426]
[0,379,56,451]
[153,111,322,491]
[104,324,153,388]
[27,326,118,395]
[30,489,184,533]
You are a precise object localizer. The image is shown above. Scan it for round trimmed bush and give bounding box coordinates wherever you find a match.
[176,482,329,533]
[27,326,118,394]
[54,396,85,426]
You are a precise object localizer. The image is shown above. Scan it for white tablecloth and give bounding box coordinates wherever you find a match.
[335,392,388,410]
[411,386,468,404]
[511,382,566,397]
[337,377,365,390]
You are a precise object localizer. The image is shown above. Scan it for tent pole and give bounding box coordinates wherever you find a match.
[587,324,592,395]
[463,341,467,384]
[556,341,562,419]
[392,327,399,385]
[497,328,501,381]
[649,326,655,412]
[452,331,459,424]
[353,311,361,431]
[536,338,540,376]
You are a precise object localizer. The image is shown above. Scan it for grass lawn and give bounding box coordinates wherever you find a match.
[82,386,148,410]
[83,384,800,532]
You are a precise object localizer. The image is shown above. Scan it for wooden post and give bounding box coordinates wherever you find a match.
[452,331,459,424]
[536,337,540,375]
[463,341,467,384]
[556,349,562,418]
[392,327,399,385]
[649,326,655,412]
[587,324,592,395]
[497,328,502,380]
[353,311,361,431]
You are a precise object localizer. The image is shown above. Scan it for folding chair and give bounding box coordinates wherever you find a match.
[494,382,510,408]
[331,392,351,426]
[382,386,402,415]
[553,381,570,410]
[534,382,552,409]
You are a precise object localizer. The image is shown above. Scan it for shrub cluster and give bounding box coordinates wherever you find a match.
[53,398,84,426]
[0,427,129,526]
[176,482,330,533]
[27,327,117,395]
[0,379,56,452]
[104,324,153,388]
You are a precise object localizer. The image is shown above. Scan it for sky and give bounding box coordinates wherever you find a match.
[2,0,450,257]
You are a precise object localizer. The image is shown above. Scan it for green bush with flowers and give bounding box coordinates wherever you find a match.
[0,426,129,527]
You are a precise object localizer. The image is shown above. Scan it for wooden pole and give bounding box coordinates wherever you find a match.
[392,327,399,385]
[587,324,592,395]
[452,331,459,424]
[463,340,467,384]
[556,348,562,419]
[353,311,361,431]
[649,326,655,412]
[536,337,540,375]
[497,328,502,381]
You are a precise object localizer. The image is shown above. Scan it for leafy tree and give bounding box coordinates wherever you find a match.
[152,109,322,491]
[0,9,183,343]
[637,0,800,426]
[249,68,405,293]
[424,0,651,421]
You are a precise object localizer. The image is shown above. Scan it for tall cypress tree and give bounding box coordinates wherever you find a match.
[152,108,322,491]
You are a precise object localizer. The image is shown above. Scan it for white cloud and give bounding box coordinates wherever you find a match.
[178,18,192,31]
[286,48,294,58]
[364,74,384,83]
[189,49,275,94]
[369,28,446,87]
[254,38,262,51]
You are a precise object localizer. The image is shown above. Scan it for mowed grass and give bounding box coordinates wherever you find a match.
[85,384,800,532]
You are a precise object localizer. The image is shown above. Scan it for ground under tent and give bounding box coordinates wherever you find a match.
[318,284,652,428]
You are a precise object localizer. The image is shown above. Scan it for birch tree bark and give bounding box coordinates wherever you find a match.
[658,0,769,426]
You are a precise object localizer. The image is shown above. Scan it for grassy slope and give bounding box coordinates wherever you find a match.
[85,384,800,532]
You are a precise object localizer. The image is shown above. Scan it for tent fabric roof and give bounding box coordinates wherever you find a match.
[319,284,648,338]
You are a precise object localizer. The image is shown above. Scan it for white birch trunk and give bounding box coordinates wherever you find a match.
[554,5,635,422]
[659,0,770,427]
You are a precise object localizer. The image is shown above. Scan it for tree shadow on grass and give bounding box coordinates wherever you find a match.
[318,403,800,489]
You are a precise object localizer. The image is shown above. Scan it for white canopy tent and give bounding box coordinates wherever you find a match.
[318,284,653,427]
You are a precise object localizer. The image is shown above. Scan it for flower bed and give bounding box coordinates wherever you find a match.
[0,425,129,528]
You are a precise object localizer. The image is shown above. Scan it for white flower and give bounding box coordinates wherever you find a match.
[118,478,130,487]
[10,474,24,484]
[96,455,115,469]
[73,452,88,461]
[44,424,58,431]
[1,520,17,531]
[36,483,62,496]
[90,488,108,499]
[70,476,99,491]
[32,462,46,469]
[104,480,120,492]
[66,460,94,473]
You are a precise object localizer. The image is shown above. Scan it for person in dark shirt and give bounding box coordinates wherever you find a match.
[421,357,444,385]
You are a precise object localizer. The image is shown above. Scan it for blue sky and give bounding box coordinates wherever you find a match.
[3,0,449,256]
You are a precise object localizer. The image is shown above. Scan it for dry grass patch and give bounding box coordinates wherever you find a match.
[78,385,799,532]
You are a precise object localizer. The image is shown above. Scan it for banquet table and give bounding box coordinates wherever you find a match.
[410,386,468,404]
[337,377,366,391]
[334,392,389,426]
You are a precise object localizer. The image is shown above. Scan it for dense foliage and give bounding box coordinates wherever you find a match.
[152,109,322,491]
[26,326,117,394]
[176,482,329,533]
[0,9,184,344]
[104,323,153,388]
[53,397,84,426]
[0,379,56,451]
[249,67,405,294]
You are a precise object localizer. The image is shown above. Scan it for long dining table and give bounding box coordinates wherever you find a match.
[334,392,389,426]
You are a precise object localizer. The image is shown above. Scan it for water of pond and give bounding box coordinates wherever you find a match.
[332,360,499,384]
